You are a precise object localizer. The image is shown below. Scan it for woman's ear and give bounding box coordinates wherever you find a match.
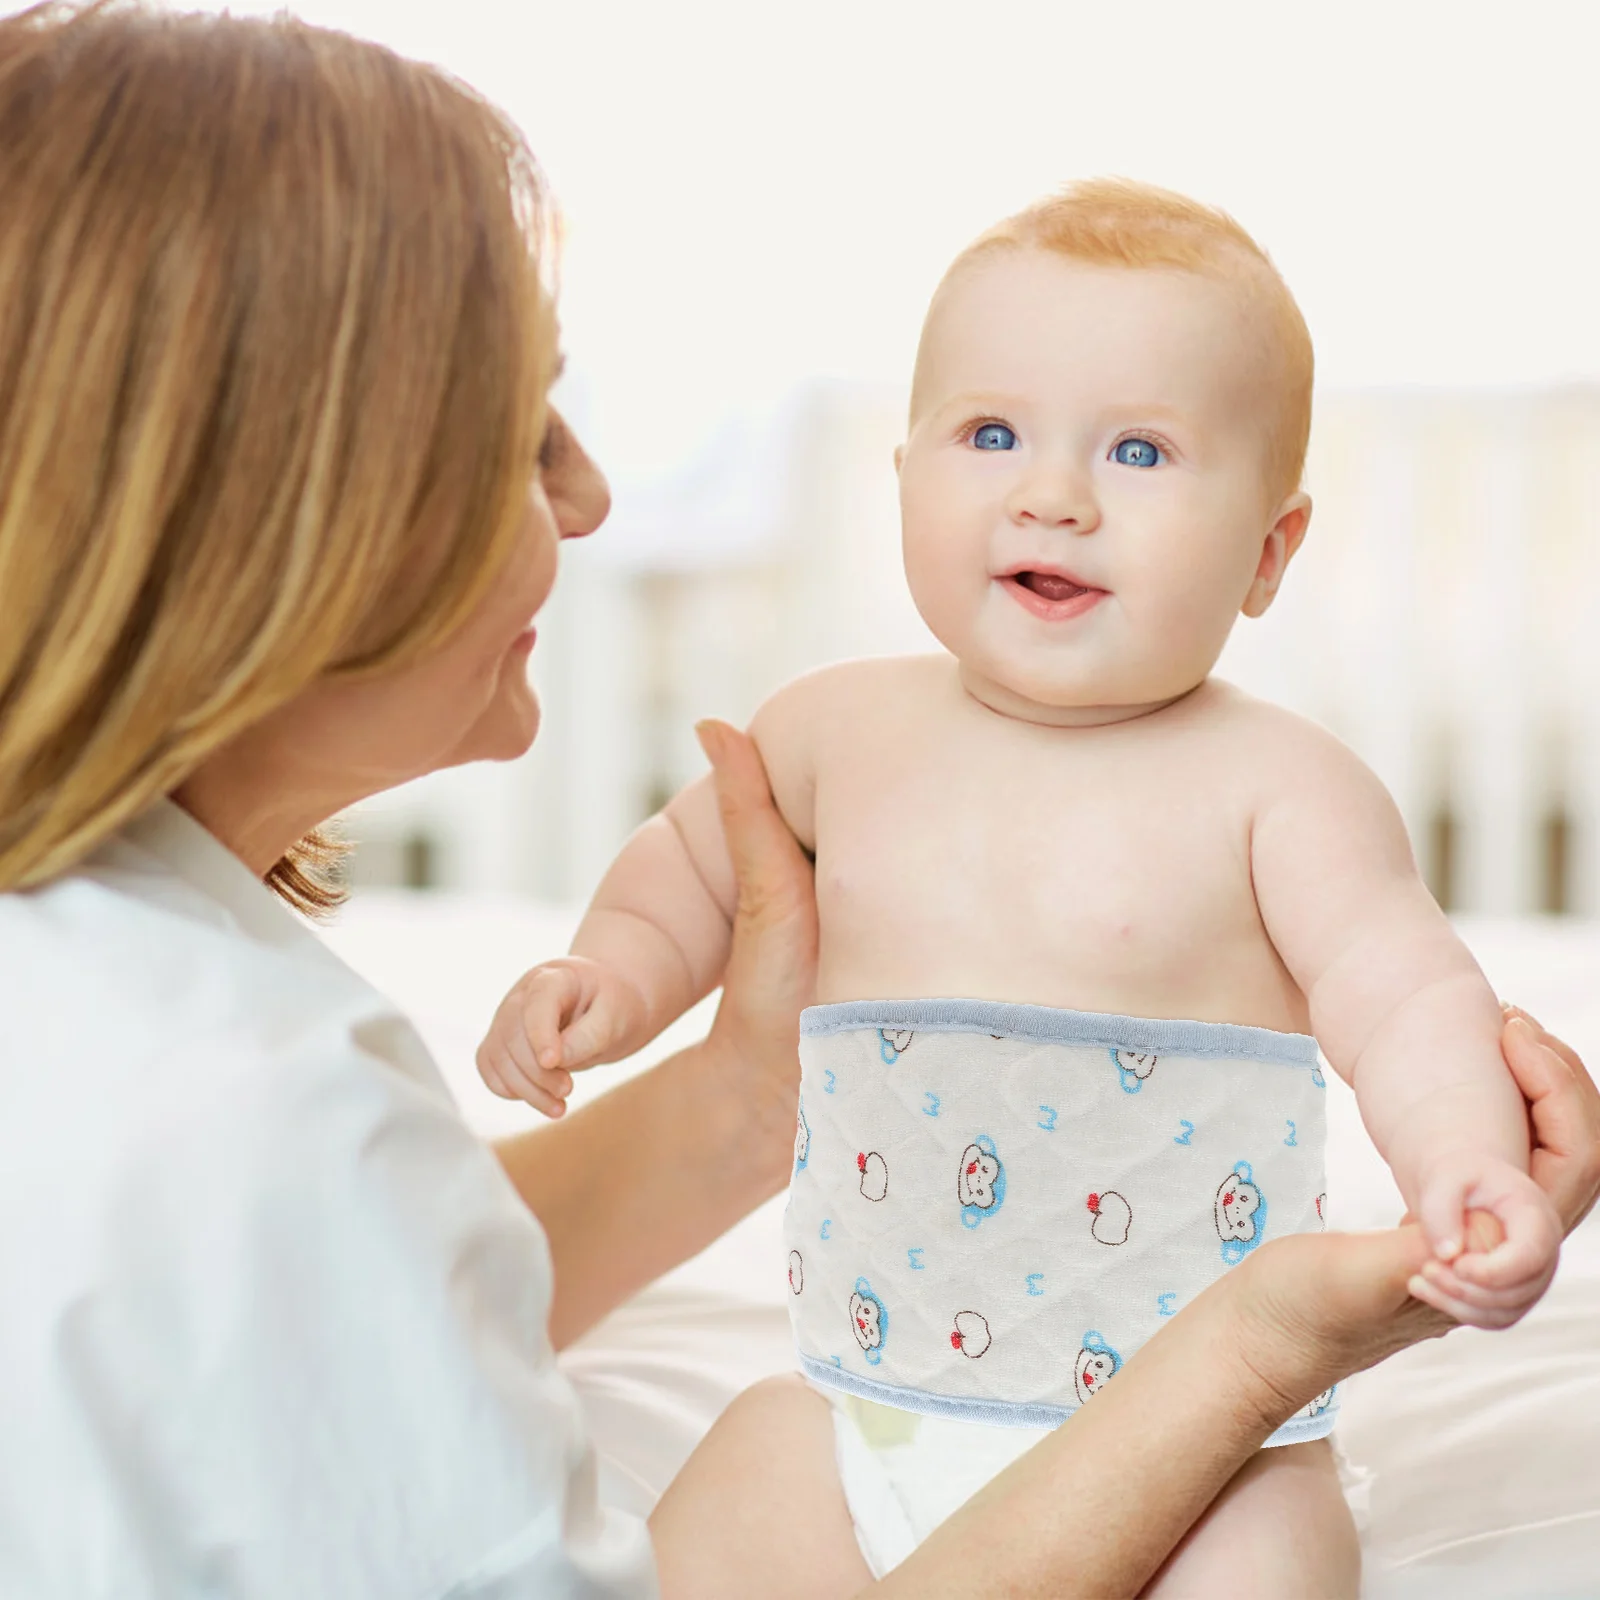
[1242,492,1312,618]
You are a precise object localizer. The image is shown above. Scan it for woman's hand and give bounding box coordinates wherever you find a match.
[499,722,817,1343]
[1231,1212,1498,1422]
[1407,1006,1600,1320]
[693,719,818,1178]
[1240,1006,1600,1406]
[1500,1006,1600,1228]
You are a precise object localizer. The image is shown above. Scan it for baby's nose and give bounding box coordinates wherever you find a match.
[1004,458,1100,533]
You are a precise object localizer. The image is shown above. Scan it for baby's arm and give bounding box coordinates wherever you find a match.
[1250,722,1561,1326]
[478,686,819,1112]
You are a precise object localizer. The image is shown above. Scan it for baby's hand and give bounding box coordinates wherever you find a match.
[1409,1152,1562,1328]
[475,957,646,1118]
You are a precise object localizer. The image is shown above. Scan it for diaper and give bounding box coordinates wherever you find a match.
[824,1391,1050,1577]
[784,999,1337,1450]
[824,1391,1360,1580]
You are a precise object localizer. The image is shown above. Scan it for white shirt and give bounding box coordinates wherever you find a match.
[0,802,658,1599]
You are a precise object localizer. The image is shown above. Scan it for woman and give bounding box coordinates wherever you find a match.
[0,6,1593,1597]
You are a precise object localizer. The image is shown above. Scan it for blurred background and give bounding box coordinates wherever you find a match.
[205,0,1600,918]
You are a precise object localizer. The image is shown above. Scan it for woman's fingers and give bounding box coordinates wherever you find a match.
[695,718,820,1160]
[1260,1207,1507,1379]
[695,720,815,926]
[1500,1012,1600,1232]
[696,720,818,1040]
[1504,1005,1586,1075]
[1461,1205,1507,1255]
[1236,1202,1526,1421]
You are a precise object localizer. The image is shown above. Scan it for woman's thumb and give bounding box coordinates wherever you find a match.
[695,719,757,850]
[694,719,811,902]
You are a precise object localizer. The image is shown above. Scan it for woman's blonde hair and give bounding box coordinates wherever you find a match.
[0,0,557,910]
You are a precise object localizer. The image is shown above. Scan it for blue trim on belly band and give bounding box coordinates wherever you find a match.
[799,1353,1338,1447]
[801,999,1320,1069]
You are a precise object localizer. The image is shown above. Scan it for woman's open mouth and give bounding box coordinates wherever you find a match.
[999,571,1108,622]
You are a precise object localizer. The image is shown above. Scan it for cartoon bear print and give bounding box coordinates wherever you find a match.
[1215,1161,1267,1264]
[1073,1331,1122,1404]
[1112,1049,1157,1094]
[950,1310,991,1359]
[787,1250,804,1294]
[848,1279,888,1364]
[857,1150,889,1202]
[793,1101,810,1172]
[956,1137,1004,1226]
[877,1028,914,1064]
[1087,1189,1133,1246]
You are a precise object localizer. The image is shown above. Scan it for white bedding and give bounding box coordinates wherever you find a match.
[319,898,1600,1598]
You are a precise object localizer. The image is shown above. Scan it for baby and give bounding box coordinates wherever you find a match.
[477,180,1561,1590]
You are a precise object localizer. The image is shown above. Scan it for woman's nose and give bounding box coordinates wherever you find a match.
[544,412,612,540]
[555,459,610,540]
[1004,461,1100,533]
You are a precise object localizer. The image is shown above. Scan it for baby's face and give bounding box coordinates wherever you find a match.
[898,250,1307,722]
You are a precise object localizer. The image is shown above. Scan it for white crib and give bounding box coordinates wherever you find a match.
[346,382,1600,917]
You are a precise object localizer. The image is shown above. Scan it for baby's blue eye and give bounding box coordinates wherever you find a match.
[1112,437,1162,468]
[971,423,1017,451]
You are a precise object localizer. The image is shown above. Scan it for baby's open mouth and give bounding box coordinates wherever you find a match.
[998,567,1107,620]
[1016,571,1090,602]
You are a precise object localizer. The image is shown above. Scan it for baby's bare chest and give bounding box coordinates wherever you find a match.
[811,722,1291,1021]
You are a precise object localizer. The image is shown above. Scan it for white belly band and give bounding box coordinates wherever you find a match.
[784,999,1337,1447]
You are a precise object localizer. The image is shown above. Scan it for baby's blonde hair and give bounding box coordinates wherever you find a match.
[0,1,556,910]
[913,178,1314,497]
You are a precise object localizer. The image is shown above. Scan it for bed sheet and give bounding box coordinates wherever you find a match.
[320,898,1600,1598]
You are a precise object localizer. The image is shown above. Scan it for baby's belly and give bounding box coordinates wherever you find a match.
[784,998,1337,1447]
[814,877,1308,1031]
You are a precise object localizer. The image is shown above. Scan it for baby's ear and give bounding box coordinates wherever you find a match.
[893,442,906,475]
[1241,492,1312,618]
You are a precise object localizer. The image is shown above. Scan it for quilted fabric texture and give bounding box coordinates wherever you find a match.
[784,999,1337,1446]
